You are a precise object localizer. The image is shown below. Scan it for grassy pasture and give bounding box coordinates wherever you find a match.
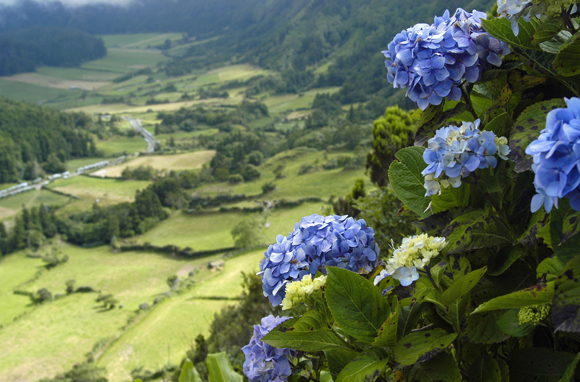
[0,78,70,104]
[82,48,169,74]
[49,176,150,203]
[95,136,148,156]
[264,87,341,115]
[0,189,70,221]
[138,202,325,250]
[36,67,119,81]
[3,73,109,91]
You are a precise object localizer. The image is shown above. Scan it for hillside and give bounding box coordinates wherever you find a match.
[0,27,106,76]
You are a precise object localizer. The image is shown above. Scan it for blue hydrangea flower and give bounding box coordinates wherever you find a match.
[259,214,379,306]
[526,97,580,212]
[242,315,296,382]
[497,0,535,35]
[384,8,510,110]
[422,120,510,196]
[393,267,420,287]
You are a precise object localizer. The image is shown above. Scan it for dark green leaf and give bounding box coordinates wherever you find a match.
[537,256,566,282]
[468,353,501,382]
[496,309,535,337]
[388,146,430,218]
[482,18,541,51]
[336,351,390,382]
[439,267,487,306]
[373,299,399,348]
[488,246,526,276]
[558,352,580,382]
[442,210,511,255]
[431,184,471,214]
[326,267,390,343]
[326,349,359,379]
[517,210,547,252]
[397,302,427,341]
[465,311,510,344]
[533,17,565,44]
[553,33,580,77]
[393,330,457,368]
[472,282,554,313]
[408,352,461,382]
[509,99,566,173]
[206,352,243,382]
[509,348,576,382]
[478,61,523,83]
[550,200,580,264]
[483,111,511,137]
[552,255,580,333]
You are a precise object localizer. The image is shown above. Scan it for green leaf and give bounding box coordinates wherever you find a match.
[558,352,580,382]
[326,349,359,379]
[552,255,580,333]
[263,326,349,352]
[336,351,390,382]
[397,302,427,341]
[483,111,511,138]
[550,200,580,264]
[488,246,526,276]
[465,311,510,344]
[431,184,471,214]
[537,256,566,282]
[478,61,523,83]
[496,309,535,337]
[442,210,511,255]
[373,299,399,348]
[408,352,461,382]
[178,359,202,382]
[517,210,547,251]
[439,267,487,306]
[468,353,501,382]
[414,103,467,146]
[553,33,580,77]
[509,348,576,382]
[326,267,390,343]
[533,17,565,45]
[321,371,333,382]
[482,18,541,51]
[388,147,430,218]
[393,330,457,368]
[206,352,243,382]
[509,99,567,173]
[472,282,555,313]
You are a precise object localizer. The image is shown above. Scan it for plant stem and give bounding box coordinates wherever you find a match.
[562,6,577,33]
[425,264,439,291]
[461,83,478,120]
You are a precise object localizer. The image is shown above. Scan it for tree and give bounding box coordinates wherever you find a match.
[9,216,27,251]
[366,106,417,187]
[66,279,76,294]
[231,215,264,249]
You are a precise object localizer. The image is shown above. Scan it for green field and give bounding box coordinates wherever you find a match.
[82,49,169,74]
[0,189,71,221]
[0,79,70,104]
[49,176,150,203]
[36,67,119,81]
[0,244,265,382]
[100,33,182,49]
[95,136,148,156]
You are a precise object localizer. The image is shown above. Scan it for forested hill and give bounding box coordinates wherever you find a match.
[0,98,98,183]
[0,27,106,76]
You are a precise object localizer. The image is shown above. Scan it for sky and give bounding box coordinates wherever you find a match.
[0,0,133,6]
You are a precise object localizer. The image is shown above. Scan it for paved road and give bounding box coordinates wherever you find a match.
[124,117,156,153]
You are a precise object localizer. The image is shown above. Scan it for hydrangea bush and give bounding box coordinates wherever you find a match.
[232,3,580,382]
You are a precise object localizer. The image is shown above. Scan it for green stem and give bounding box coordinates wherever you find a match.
[461,83,478,120]
[424,265,439,291]
[562,6,577,33]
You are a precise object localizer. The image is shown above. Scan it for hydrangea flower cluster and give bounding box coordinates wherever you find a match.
[518,304,551,325]
[525,98,580,213]
[383,8,510,110]
[376,234,446,287]
[259,214,379,306]
[422,119,511,196]
[281,274,326,310]
[242,315,296,382]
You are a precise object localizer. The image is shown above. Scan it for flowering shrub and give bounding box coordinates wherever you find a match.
[383,8,509,109]
[259,214,379,306]
[233,3,580,382]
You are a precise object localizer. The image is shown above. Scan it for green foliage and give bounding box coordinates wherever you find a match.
[367,107,418,187]
[38,362,108,382]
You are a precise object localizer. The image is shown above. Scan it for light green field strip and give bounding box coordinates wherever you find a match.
[36,67,119,81]
[95,136,149,157]
[81,48,169,74]
[0,189,70,222]
[49,176,150,203]
[264,87,341,115]
[0,78,69,104]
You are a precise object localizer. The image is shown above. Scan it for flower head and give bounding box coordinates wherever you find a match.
[385,234,446,287]
[260,214,379,306]
[518,304,551,325]
[281,274,326,310]
[422,120,510,196]
[526,97,580,212]
[384,8,509,109]
[243,315,296,382]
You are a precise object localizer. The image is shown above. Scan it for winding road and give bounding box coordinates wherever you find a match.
[123,117,156,153]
